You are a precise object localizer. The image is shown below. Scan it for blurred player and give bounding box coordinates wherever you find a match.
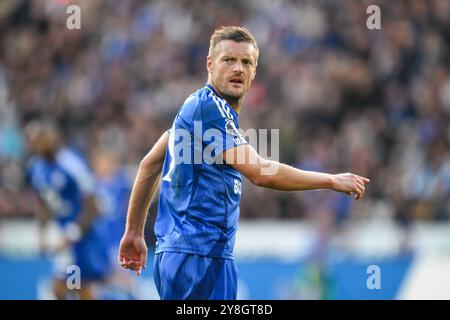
[118,26,370,299]
[26,120,111,300]
[90,145,136,299]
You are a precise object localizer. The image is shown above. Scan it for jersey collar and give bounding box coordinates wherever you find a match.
[205,84,239,118]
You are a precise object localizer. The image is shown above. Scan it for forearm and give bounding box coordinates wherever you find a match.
[259,161,334,191]
[228,145,368,197]
[149,172,161,203]
[125,163,161,236]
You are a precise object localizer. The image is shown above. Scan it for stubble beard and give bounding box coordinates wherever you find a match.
[219,84,246,108]
[222,92,243,107]
[210,77,246,108]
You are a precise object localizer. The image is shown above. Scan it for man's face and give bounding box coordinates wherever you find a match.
[25,124,59,157]
[207,40,257,102]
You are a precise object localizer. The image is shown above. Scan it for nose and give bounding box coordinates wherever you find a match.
[233,61,244,73]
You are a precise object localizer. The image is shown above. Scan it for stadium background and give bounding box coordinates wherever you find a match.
[1,0,450,299]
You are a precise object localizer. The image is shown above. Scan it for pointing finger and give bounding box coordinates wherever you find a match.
[359,176,370,183]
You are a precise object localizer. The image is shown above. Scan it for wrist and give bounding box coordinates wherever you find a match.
[328,174,337,190]
[125,225,144,237]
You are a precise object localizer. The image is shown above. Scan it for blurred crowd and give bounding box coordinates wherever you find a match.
[1,0,450,228]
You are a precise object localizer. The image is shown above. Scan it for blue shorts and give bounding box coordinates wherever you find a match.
[73,234,111,281]
[153,252,237,300]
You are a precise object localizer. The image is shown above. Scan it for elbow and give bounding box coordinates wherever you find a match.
[248,160,277,187]
[250,173,271,188]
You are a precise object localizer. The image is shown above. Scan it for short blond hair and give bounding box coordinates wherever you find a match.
[208,26,259,63]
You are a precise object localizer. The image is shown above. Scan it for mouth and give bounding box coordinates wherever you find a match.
[229,78,244,86]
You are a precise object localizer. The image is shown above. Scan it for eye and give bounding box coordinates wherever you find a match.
[223,57,237,64]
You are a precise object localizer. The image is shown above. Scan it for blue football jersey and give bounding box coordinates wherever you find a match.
[155,84,248,259]
[28,147,113,280]
[27,147,96,226]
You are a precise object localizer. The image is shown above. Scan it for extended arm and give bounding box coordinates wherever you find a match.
[223,144,369,199]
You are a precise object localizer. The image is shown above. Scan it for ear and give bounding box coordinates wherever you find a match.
[207,55,213,73]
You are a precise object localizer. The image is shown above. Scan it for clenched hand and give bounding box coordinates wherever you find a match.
[118,233,148,276]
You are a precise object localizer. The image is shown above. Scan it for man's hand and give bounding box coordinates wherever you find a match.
[118,233,148,276]
[331,173,370,200]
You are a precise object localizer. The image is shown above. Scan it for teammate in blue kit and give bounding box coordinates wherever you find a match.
[26,121,111,299]
[118,26,370,300]
[90,146,136,299]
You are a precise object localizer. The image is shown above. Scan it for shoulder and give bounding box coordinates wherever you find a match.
[199,87,235,122]
[56,147,95,193]
[176,86,235,126]
[177,86,227,123]
[56,147,88,171]
[26,155,44,183]
[177,89,203,121]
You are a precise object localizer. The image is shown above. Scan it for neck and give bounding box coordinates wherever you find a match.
[208,81,242,114]
[43,151,56,162]
[222,94,242,114]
